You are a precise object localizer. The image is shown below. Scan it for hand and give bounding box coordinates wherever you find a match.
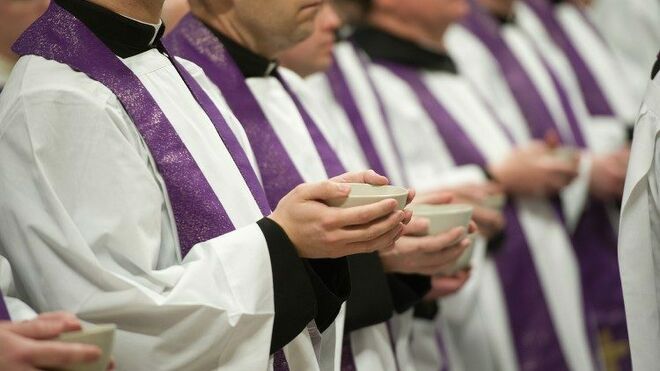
[423,270,472,300]
[269,170,413,259]
[0,312,103,371]
[488,141,579,196]
[589,147,629,201]
[379,217,473,275]
[421,184,505,239]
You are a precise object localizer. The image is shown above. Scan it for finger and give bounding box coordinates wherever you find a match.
[418,227,467,254]
[402,209,413,225]
[36,312,82,333]
[468,220,479,234]
[340,210,405,244]
[418,190,454,205]
[347,222,405,254]
[402,217,430,236]
[8,319,69,340]
[406,188,416,205]
[24,341,101,367]
[337,199,399,226]
[330,170,389,186]
[297,181,351,202]
[544,129,560,148]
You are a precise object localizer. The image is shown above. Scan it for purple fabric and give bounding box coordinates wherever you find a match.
[341,334,358,371]
[276,74,345,178]
[463,4,630,369]
[165,15,344,209]
[326,56,388,177]
[525,0,615,116]
[382,61,569,371]
[12,3,270,257]
[0,292,10,321]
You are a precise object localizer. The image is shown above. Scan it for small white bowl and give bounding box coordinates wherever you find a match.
[552,147,579,163]
[57,324,116,371]
[326,183,408,210]
[482,194,507,211]
[407,204,473,236]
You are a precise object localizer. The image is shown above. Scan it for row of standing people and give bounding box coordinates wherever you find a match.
[0,0,656,370]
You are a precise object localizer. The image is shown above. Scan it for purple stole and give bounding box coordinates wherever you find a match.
[379,61,569,371]
[524,0,614,117]
[13,3,270,258]
[326,55,387,177]
[165,14,346,371]
[164,14,344,210]
[463,5,630,369]
[0,291,10,321]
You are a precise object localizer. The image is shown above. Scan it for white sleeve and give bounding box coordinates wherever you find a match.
[0,256,37,321]
[0,89,275,371]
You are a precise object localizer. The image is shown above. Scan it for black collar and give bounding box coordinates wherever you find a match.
[55,0,164,58]
[352,26,457,73]
[204,22,279,78]
[491,11,517,26]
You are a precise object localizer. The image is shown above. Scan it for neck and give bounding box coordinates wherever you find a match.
[480,0,515,18]
[367,13,448,51]
[191,7,279,59]
[89,0,164,24]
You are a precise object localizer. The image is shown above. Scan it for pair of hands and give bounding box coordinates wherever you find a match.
[589,147,630,201]
[0,312,112,371]
[269,170,413,259]
[488,140,580,197]
[380,193,475,299]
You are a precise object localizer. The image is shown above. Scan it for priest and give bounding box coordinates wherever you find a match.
[278,3,480,370]
[447,1,631,369]
[0,0,409,369]
[165,1,474,370]
[329,0,599,370]
[619,54,660,371]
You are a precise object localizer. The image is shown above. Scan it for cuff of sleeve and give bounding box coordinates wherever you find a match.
[304,257,351,332]
[344,253,394,332]
[387,273,431,313]
[413,300,439,321]
[258,217,316,354]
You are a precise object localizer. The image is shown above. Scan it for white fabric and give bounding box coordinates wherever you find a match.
[0,50,279,370]
[201,67,366,371]
[307,42,407,186]
[589,0,660,104]
[0,256,37,321]
[618,75,660,371]
[369,59,594,371]
[554,3,639,124]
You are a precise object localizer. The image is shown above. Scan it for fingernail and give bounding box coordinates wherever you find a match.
[337,184,350,193]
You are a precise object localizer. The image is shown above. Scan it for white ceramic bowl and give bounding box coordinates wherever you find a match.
[552,146,579,163]
[407,204,473,236]
[482,194,507,211]
[326,183,408,210]
[57,324,116,371]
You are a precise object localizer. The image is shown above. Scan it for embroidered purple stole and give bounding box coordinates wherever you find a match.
[524,0,614,117]
[164,14,344,210]
[13,3,270,259]
[379,61,569,371]
[463,5,630,369]
[326,44,411,188]
[326,55,388,177]
[0,291,10,321]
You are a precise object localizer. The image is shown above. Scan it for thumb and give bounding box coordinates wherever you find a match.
[403,217,430,236]
[544,129,560,148]
[297,181,351,201]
